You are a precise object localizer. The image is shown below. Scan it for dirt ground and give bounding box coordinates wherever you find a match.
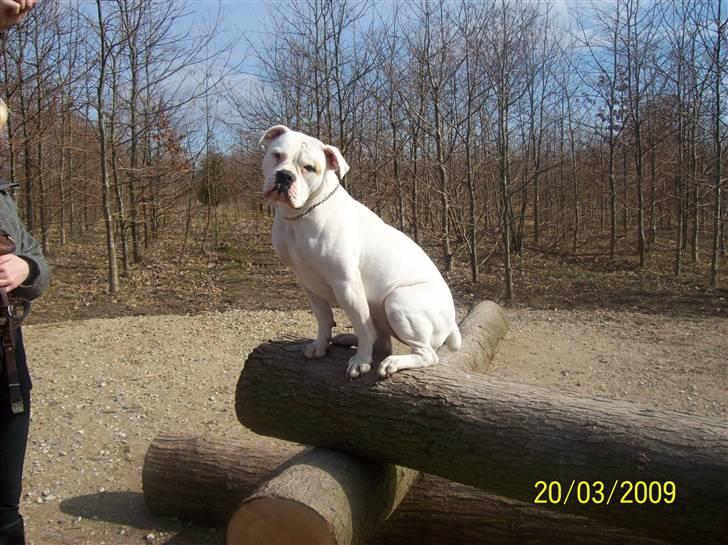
[12,214,728,545]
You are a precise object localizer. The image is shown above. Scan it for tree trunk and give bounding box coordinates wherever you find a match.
[622,145,628,235]
[178,187,194,262]
[109,52,129,274]
[229,301,508,545]
[411,124,420,245]
[32,23,50,256]
[569,110,579,254]
[1,38,17,190]
[608,24,618,259]
[690,130,699,264]
[710,0,722,288]
[531,58,547,247]
[144,433,670,545]
[389,98,404,233]
[466,138,477,281]
[675,59,685,276]
[649,139,657,249]
[434,97,452,273]
[236,330,728,545]
[96,0,118,294]
[127,8,143,264]
[634,129,646,267]
[500,97,513,301]
[464,53,477,281]
[58,94,68,246]
[534,166,541,243]
[18,42,33,231]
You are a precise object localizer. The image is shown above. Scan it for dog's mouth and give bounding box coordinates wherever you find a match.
[264,187,295,207]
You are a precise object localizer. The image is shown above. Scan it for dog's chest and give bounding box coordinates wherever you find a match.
[272,221,337,302]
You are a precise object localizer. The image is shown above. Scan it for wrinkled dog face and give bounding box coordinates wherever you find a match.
[260,125,349,209]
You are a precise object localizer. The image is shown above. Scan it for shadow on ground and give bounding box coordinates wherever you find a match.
[60,491,224,545]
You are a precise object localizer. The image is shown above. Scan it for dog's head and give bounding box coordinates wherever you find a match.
[259,125,349,209]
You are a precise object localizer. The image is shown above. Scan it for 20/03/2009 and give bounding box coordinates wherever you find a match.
[533,480,676,505]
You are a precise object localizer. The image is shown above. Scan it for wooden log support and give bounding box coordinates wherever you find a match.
[228,301,508,545]
[143,434,300,525]
[236,321,728,545]
[143,433,670,545]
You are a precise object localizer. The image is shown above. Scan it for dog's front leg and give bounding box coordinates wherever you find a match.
[331,277,375,379]
[301,287,334,359]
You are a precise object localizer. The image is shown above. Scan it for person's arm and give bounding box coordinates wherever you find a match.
[0,195,51,300]
[0,0,37,32]
[13,226,50,300]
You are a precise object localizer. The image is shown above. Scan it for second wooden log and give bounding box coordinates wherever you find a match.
[143,432,669,545]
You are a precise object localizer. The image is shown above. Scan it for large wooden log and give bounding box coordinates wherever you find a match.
[227,301,508,545]
[143,433,669,545]
[143,434,299,524]
[236,332,728,545]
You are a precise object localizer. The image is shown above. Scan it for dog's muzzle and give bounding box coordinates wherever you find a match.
[274,170,295,193]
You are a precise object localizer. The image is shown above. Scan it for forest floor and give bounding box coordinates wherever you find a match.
[15,209,728,545]
[31,210,728,325]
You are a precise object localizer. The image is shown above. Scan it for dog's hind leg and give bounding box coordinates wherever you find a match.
[378,284,444,378]
[373,334,393,357]
[333,316,392,356]
[332,334,391,361]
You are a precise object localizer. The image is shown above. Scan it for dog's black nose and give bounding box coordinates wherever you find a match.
[275,170,295,192]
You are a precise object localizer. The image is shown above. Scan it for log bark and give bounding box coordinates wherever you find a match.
[143,434,299,525]
[236,329,728,545]
[143,433,670,545]
[228,301,508,545]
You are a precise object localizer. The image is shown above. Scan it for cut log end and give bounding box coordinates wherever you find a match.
[227,498,336,545]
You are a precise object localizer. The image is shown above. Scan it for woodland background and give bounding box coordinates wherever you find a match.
[2,4,725,544]
[0,0,726,315]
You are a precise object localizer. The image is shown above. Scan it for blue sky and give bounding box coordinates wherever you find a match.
[186,0,273,77]
[185,0,398,76]
[192,0,269,35]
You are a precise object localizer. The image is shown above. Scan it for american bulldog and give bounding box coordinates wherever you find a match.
[260,125,460,379]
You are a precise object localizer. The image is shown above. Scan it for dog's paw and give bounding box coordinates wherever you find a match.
[379,355,417,378]
[378,353,432,378]
[332,333,358,347]
[346,354,372,379]
[378,356,400,378]
[303,340,328,359]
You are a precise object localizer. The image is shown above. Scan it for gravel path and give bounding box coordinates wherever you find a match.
[17,307,727,545]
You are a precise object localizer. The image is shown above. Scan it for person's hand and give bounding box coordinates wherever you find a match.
[0,0,37,32]
[0,254,30,292]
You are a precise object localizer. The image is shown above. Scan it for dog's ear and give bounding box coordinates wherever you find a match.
[259,125,289,151]
[322,145,350,179]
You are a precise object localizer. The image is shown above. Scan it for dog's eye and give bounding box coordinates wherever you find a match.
[304,165,316,173]
[272,152,281,161]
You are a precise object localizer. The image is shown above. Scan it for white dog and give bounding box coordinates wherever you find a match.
[260,125,460,379]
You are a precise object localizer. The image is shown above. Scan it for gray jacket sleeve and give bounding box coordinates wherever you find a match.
[1,190,51,300]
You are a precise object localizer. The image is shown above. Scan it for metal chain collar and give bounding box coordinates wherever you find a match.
[283,183,340,221]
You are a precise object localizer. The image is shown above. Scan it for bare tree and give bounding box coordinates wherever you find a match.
[95,0,119,293]
[578,1,626,259]
[484,0,541,300]
[706,0,726,288]
[623,0,660,267]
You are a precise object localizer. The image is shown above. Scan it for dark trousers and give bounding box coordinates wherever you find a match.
[0,394,30,527]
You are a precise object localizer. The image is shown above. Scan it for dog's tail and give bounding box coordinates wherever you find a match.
[445,325,461,352]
